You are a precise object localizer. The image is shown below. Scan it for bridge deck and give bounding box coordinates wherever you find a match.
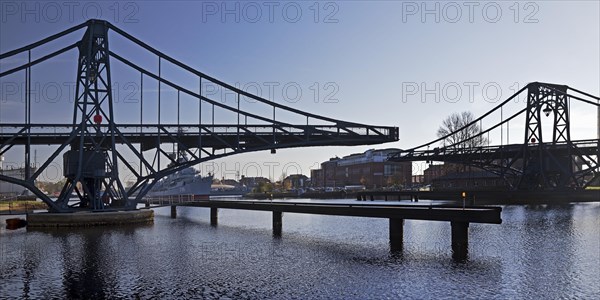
[169,200,502,224]
[388,140,599,162]
[0,124,397,150]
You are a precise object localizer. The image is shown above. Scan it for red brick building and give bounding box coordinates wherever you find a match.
[423,164,446,184]
[423,163,508,191]
[431,171,508,191]
[310,149,411,189]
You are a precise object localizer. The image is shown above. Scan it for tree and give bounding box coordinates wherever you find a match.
[386,173,405,188]
[254,181,273,193]
[36,179,67,195]
[437,111,488,148]
[359,176,368,187]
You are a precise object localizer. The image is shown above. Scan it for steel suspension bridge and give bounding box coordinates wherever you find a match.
[388,82,600,192]
[0,19,398,212]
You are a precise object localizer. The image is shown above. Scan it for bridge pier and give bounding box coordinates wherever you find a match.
[210,207,218,226]
[389,218,404,252]
[451,221,469,261]
[273,211,283,237]
[170,206,177,218]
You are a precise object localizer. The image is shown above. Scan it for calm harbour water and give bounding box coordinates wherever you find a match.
[1,200,599,299]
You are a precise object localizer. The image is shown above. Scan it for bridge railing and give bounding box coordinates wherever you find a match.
[145,194,205,206]
[389,139,600,161]
[0,124,396,139]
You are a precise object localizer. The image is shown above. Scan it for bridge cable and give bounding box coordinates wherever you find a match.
[407,84,529,151]
[106,23,364,127]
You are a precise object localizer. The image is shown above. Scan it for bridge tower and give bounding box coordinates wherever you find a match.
[59,20,127,210]
[520,83,576,190]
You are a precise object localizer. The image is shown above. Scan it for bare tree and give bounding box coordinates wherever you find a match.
[436,111,488,148]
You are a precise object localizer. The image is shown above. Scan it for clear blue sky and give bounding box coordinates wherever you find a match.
[1,1,599,181]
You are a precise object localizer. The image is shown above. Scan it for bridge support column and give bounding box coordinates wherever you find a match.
[451,221,469,261]
[273,211,283,237]
[389,218,404,252]
[210,207,218,226]
[170,206,177,218]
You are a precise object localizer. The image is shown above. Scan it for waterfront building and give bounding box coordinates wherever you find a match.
[310,149,411,189]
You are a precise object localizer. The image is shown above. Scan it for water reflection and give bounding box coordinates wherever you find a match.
[24,225,149,298]
[1,203,598,299]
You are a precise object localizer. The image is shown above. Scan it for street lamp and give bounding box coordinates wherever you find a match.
[543,104,552,117]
